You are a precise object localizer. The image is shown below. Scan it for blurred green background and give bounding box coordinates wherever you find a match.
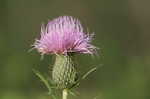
[0,0,150,99]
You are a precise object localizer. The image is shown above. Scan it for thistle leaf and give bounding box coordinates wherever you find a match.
[51,95,57,99]
[82,66,98,80]
[68,90,77,96]
[33,69,52,95]
[69,66,99,89]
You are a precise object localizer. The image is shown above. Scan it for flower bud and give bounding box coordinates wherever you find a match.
[52,54,78,89]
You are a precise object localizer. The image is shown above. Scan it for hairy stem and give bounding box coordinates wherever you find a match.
[62,89,68,99]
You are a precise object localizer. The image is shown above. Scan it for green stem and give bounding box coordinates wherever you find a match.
[62,89,68,99]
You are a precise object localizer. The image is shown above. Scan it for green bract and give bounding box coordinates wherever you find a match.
[52,54,78,89]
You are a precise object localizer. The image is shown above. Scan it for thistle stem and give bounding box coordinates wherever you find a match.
[62,89,68,99]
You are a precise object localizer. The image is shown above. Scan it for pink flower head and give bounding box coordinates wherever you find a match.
[33,16,96,55]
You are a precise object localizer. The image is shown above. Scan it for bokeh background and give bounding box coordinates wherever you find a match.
[0,0,150,99]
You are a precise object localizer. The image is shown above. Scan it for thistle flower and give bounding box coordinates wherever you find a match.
[33,16,97,98]
[34,16,96,55]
